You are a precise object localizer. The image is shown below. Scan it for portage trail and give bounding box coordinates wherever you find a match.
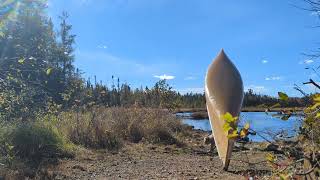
[43,130,270,180]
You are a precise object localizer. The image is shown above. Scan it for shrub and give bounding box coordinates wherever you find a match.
[57,109,122,150]
[9,120,73,162]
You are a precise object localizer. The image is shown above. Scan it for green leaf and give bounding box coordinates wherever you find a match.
[278,92,288,101]
[310,102,320,110]
[279,174,289,180]
[18,58,25,64]
[313,94,320,102]
[227,130,238,139]
[244,123,250,130]
[222,112,238,123]
[266,153,276,162]
[223,123,232,132]
[46,68,53,75]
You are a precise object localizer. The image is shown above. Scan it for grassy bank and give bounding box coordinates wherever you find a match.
[0,107,190,179]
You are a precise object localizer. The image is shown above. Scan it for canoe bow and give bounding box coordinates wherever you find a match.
[205,49,244,170]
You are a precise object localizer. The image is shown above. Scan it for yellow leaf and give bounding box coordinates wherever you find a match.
[313,94,320,102]
[316,113,320,119]
[46,68,53,75]
[244,123,250,130]
[240,130,247,138]
[18,58,25,64]
[222,112,233,122]
[227,130,238,139]
[266,153,276,163]
[278,92,289,101]
[310,102,320,110]
[222,112,238,123]
[223,123,232,132]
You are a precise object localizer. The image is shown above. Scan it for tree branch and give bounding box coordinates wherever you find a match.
[303,79,320,90]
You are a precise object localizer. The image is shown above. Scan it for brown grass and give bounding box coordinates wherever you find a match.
[55,107,186,150]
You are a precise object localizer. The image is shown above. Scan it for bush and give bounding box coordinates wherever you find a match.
[57,109,122,150]
[9,121,73,162]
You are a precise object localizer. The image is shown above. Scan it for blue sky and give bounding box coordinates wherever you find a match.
[48,0,320,96]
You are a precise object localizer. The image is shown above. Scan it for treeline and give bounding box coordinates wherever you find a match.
[243,89,308,108]
[0,1,308,122]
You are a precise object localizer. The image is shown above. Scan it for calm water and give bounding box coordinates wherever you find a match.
[180,112,302,142]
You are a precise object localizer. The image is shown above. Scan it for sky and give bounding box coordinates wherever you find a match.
[47,0,320,97]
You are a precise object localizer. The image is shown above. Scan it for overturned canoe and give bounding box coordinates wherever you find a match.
[205,49,244,170]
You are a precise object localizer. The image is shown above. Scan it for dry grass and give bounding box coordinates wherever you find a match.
[55,107,186,150]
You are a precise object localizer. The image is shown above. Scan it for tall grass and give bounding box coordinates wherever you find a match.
[0,107,186,172]
[56,107,185,149]
[0,119,74,169]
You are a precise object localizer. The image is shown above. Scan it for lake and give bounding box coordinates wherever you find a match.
[179,112,303,142]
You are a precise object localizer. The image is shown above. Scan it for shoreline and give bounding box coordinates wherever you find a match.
[175,107,304,120]
[175,107,304,113]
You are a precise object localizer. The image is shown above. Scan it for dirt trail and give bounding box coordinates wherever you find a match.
[43,130,271,180]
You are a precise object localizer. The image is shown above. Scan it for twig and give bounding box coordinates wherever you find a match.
[303,79,320,90]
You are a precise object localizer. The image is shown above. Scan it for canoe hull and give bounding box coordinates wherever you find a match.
[205,50,244,170]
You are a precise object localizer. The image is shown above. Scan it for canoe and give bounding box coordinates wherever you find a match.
[205,49,244,170]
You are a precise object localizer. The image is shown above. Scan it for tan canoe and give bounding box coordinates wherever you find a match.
[205,49,244,170]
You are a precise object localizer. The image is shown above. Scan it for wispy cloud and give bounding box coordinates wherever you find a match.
[311,11,320,16]
[97,45,108,49]
[299,59,314,64]
[265,76,281,81]
[153,74,175,80]
[305,60,314,64]
[184,76,197,80]
[245,85,266,93]
[262,60,268,64]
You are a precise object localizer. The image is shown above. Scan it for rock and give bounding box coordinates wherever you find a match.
[72,165,86,171]
[265,143,279,152]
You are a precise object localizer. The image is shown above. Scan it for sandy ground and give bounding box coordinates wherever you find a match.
[31,130,271,180]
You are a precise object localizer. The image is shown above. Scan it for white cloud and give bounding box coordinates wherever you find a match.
[265,76,281,81]
[245,85,266,93]
[184,76,197,80]
[177,88,204,94]
[97,45,108,49]
[305,60,314,64]
[153,74,175,80]
[311,11,320,16]
[299,59,314,64]
[262,60,268,64]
